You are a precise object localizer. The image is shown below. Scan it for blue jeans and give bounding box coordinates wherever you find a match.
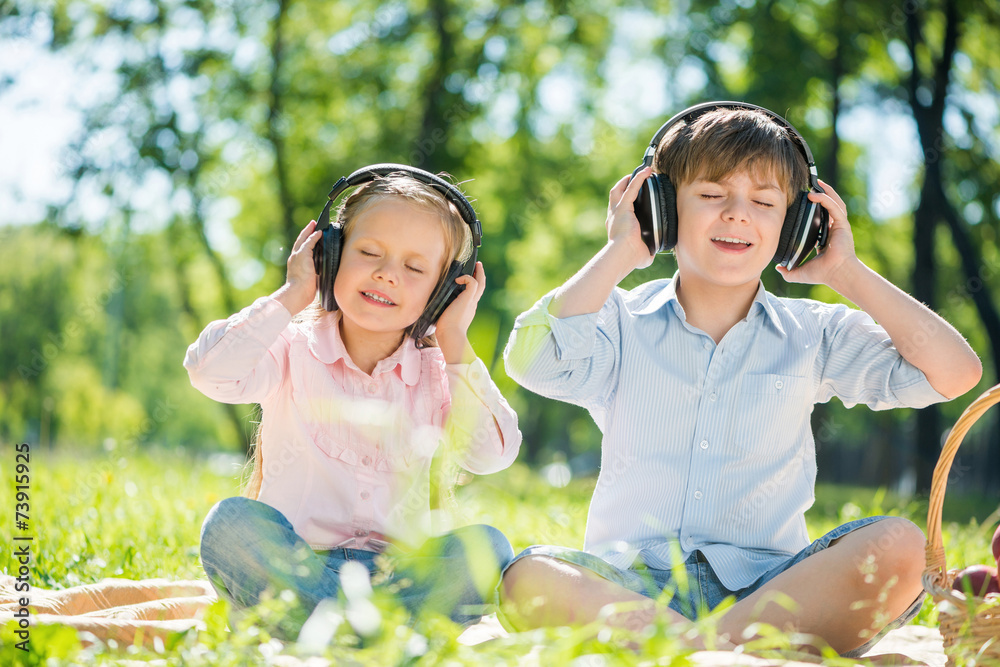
[200,497,513,631]
[502,517,923,657]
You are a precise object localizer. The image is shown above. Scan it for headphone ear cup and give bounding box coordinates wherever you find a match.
[774,193,806,266]
[657,175,678,251]
[634,172,676,254]
[317,224,343,311]
[411,261,465,341]
[633,176,657,255]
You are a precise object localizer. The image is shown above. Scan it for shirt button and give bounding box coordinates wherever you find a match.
[362,456,372,466]
[699,440,709,450]
[360,490,370,500]
[367,383,377,394]
[774,380,784,389]
[354,529,368,538]
[703,342,711,351]
[709,392,717,402]
[694,491,704,500]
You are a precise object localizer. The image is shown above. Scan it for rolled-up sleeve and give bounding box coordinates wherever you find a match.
[503,291,621,411]
[442,358,521,475]
[817,305,948,410]
[183,297,292,405]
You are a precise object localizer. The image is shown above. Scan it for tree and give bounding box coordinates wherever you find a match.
[903,0,1000,491]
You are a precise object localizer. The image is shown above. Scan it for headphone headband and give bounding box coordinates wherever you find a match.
[632,101,829,266]
[312,163,482,341]
[316,163,482,248]
[642,101,820,190]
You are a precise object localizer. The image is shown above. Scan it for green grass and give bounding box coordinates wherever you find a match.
[1,448,998,665]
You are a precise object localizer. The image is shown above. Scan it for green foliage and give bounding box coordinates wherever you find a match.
[0,621,81,666]
[0,225,246,453]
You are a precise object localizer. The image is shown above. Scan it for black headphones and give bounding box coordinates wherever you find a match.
[311,163,482,341]
[631,101,829,269]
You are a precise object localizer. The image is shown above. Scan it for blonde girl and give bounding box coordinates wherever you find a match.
[185,167,521,632]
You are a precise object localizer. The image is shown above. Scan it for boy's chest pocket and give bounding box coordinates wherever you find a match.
[740,373,804,396]
[730,373,808,453]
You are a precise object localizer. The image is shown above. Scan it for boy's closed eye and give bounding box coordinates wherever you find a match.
[696,188,780,209]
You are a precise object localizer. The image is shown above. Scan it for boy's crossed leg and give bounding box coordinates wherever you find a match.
[500,517,926,656]
[720,517,925,655]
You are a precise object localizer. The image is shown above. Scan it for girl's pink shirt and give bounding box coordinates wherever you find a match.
[184,296,521,550]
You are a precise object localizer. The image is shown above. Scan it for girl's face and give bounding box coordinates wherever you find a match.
[333,198,448,341]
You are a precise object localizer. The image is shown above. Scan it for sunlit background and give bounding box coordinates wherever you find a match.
[2,0,999,495]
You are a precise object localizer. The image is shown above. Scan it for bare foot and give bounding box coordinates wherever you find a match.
[79,595,215,622]
[26,613,204,649]
[0,578,215,616]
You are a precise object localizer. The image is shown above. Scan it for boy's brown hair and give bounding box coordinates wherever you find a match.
[653,108,809,206]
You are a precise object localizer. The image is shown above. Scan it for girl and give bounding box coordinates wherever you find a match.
[184,170,521,632]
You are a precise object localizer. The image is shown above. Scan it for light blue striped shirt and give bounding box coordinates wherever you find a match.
[504,275,946,590]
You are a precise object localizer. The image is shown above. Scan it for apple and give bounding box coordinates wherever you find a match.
[992,523,1000,564]
[952,564,1000,598]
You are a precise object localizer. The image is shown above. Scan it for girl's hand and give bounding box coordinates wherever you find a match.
[434,261,486,364]
[272,220,322,317]
[606,167,656,273]
[777,179,859,286]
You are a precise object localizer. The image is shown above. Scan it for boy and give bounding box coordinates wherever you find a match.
[500,103,982,655]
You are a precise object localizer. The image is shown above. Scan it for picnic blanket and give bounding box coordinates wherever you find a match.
[0,575,945,665]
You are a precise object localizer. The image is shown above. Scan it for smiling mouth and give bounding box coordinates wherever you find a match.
[362,291,396,306]
[712,236,752,248]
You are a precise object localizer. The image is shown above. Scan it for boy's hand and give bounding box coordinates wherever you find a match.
[548,170,657,318]
[435,261,486,364]
[606,167,656,273]
[273,220,322,316]
[777,179,859,286]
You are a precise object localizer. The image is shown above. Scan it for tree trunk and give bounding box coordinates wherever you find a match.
[413,0,455,173]
[826,0,844,188]
[903,0,995,492]
[268,0,296,247]
[911,184,942,493]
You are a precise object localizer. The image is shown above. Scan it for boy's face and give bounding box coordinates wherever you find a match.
[674,169,788,290]
[334,198,447,340]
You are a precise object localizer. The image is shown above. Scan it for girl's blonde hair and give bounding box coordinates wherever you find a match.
[241,172,474,499]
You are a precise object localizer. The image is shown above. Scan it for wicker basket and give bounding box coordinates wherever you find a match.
[923,383,1000,665]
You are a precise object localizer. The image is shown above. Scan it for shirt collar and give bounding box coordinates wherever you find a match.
[633,275,680,316]
[305,312,423,386]
[754,284,786,337]
[633,272,787,338]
